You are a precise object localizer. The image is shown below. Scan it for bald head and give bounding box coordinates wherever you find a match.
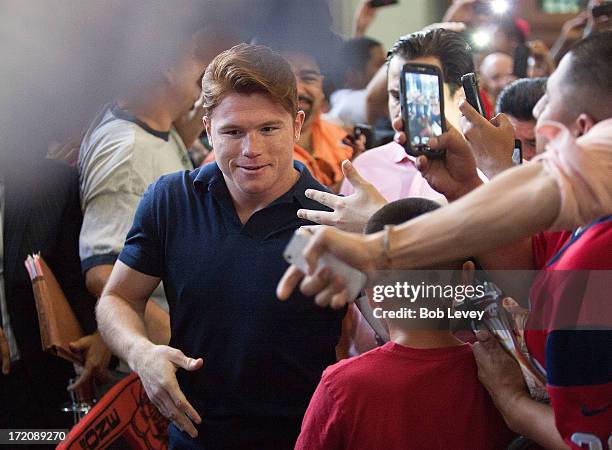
[479,52,516,102]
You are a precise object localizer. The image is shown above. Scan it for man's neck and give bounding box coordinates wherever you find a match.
[226,168,301,224]
[116,97,174,133]
[389,328,464,349]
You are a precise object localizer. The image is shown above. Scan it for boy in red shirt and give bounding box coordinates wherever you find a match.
[295,198,513,450]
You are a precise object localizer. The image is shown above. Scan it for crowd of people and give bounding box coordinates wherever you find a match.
[1,0,611,449]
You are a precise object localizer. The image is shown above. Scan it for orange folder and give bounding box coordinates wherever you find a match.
[25,253,84,364]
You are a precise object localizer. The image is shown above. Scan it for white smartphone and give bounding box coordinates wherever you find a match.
[283,228,367,303]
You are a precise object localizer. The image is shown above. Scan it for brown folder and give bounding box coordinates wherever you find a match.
[25,253,85,364]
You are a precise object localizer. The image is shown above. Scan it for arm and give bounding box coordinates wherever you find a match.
[97,261,202,437]
[352,0,377,38]
[472,331,569,450]
[365,64,389,125]
[277,125,558,306]
[173,99,205,149]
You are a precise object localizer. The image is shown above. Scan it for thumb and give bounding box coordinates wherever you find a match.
[69,336,89,352]
[490,113,513,131]
[341,160,368,189]
[415,155,430,174]
[475,329,500,352]
[459,98,488,128]
[172,351,204,372]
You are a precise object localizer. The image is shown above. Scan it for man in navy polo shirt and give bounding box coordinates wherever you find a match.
[96,43,346,450]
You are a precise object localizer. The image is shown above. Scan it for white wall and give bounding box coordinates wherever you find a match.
[330,0,441,50]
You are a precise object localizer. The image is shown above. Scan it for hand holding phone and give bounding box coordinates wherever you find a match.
[461,72,487,117]
[399,63,446,159]
[283,228,367,304]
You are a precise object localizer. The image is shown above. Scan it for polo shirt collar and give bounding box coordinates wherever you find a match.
[390,141,417,164]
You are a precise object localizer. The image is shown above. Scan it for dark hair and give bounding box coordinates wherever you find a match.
[365,198,441,235]
[564,31,612,121]
[496,77,547,120]
[202,43,297,117]
[341,37,383,73]
[387,29,474,94]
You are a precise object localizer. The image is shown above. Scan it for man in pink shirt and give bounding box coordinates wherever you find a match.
[340,29,474,202]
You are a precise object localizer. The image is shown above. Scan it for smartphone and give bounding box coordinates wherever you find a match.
[513,44,530,78]
[283,229,367,303]
[353,123,375,150]
[461,73,487,117]
[399,63,446,158]
[368,0,399,7]
[512,139,523,165]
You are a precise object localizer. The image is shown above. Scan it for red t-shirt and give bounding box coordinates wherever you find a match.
[527,217,612,449]
[295,342,513,450]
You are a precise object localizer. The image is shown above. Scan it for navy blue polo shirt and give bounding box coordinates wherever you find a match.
[118,161,345,449]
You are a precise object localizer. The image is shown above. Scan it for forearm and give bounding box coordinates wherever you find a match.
[500,394,568,450]
[383,163,560,269]
[85,264,113,298]
[145,301,171,345]
[96,293,153,370]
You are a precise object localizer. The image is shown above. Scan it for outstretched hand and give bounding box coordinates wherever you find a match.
[297,160,387,232]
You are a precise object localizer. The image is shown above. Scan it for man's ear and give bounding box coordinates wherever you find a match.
[203,115,213,147]
[294,110,305,141]
[461,260,476,286]
[575,113,596,137]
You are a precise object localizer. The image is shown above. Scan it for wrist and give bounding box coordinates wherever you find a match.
[493,388,531,432]
[128,338,155,372]
[367,232,389,272]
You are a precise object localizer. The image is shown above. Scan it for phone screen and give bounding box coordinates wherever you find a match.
[403,71,443,147]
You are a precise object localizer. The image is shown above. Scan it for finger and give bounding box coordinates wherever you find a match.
[490,113,513,131]
[0,330,10,375]
[393,131,407,146]
[68,336,88,353]
[341,160,369,189]
[459,98,489,128]
[415,155,430,175]
[304,189,342,209]
[318,275,348,309]
[158,388,199,438]
[313,279,339,308]
[170,351,203,372]
[68,367,92,392]
[168,381,202,427]
[277,265,305,301]
[297,209,336,226]
[330,283,349,310]
[299,267,331,297]
[391,116,404,133]
[303,228,330,275]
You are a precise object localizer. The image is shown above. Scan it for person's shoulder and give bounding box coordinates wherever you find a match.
[321,346,388,388]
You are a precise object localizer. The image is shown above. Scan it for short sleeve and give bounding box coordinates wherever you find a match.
[117,183,164,277]
[294,373,345,450]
